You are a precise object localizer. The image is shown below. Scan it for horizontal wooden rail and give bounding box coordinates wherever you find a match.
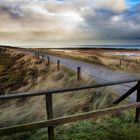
[0,78,140,100]
[0,82,24,85]
[0,103,140,136]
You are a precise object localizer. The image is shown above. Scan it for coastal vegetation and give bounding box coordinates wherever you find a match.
[35,49,104,65]
[35,48,140,74]
[0,48,140,140]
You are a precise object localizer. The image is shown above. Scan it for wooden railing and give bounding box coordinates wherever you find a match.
[0,78,140,140]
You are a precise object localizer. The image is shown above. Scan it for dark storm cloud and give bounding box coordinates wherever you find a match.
[0,5,23,18]
[0,0,140,44]
[80,3,140,39]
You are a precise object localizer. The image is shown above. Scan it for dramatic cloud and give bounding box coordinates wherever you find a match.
[0,0,139,46]
[80,2,140,40]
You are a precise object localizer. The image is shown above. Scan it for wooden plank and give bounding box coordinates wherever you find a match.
[135,81,140,122]
[1,103,140,136]
[0,78,140,100]
[46,94,54,140]
[113,84,138,104]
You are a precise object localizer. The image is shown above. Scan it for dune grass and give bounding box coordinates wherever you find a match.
[0,49,28,93]
[36,49,140,74]
[0,54,116,140]
[62,66,76,77]
[35,49,104,66]
[0,48,139,140]
[55,110,139,140]
[2,110,140,140]
[109,61,140,74]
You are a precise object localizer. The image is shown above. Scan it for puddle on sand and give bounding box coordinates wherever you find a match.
[105,52,140,57]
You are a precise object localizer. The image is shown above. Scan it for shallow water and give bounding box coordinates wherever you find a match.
[105,52,140,57]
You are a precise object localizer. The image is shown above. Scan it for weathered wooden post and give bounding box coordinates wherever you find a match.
[57,60,60,71]
[120,60,122,66]
[77,67,81,81]
[135,81,140,122]
[45,93,54,140]
[47,57,50,65]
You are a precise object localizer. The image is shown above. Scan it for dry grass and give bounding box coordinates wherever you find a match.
[0,48,118,140]
[37,48,140,74]
[0,48,116,129]
[36,49,104,65]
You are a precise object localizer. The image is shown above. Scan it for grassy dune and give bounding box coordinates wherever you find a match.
[35,49,104,66]
[36,49,140,74]
[0,48,29,93]
[0,48,139,140]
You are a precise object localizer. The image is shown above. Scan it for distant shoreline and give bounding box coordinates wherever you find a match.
[0,44,140,50]
[34,45,140,50]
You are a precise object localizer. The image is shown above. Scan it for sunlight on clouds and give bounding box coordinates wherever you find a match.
[90,0,126,12]
[28,4,48,15]
[0,0,139,46]
[111,15,122,22]
[53,11,84,31]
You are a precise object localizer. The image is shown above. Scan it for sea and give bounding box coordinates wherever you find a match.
[19,44,140,50]
[48,45,140,50]
[76,45,140,49]
[38,45,140,49]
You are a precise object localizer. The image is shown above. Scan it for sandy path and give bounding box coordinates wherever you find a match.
[25,50,140,102]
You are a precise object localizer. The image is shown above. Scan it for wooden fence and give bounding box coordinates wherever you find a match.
[35,52,81,81]
[0,78,140,140]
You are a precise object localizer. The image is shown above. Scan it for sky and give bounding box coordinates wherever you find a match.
[0,0,140,47]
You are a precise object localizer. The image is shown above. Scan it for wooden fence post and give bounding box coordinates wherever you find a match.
[47,57,50,65]
[120,60,122,66]
[57,60,60,71]
[77,67,81,81]
[135,81,140,122]
[45,93,54,140]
